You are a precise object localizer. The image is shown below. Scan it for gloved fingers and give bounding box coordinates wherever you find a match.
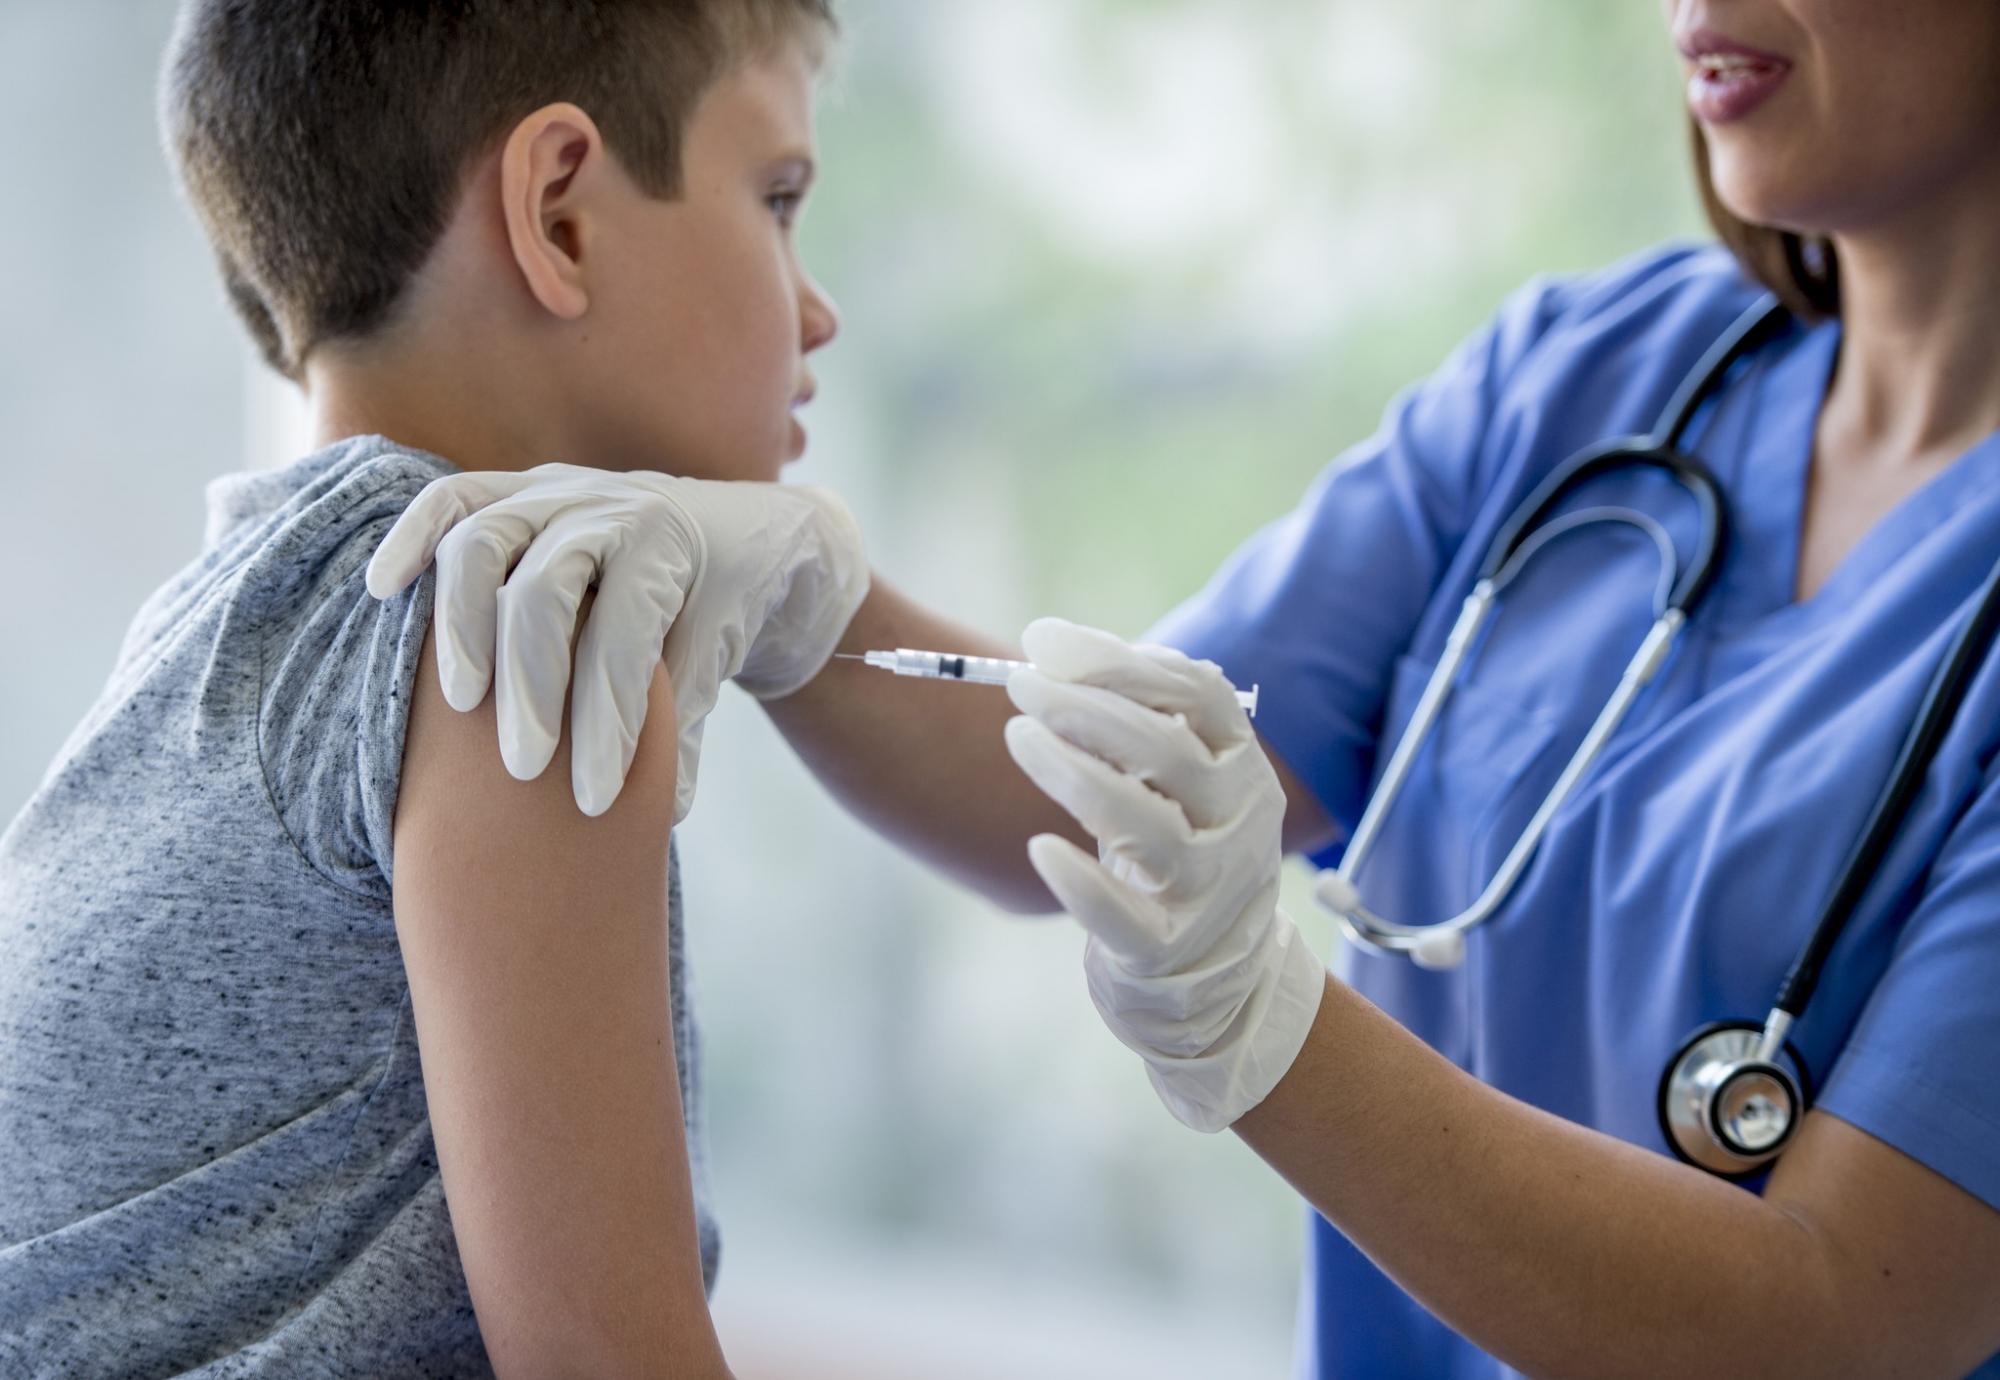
[431,504,541,712]
[1006,669,1240,828]
[492,517,613,781]
[1025,833,1169,961]
[1021,617,1250,754]
[1005,716,1193,885]
[1133,643,1254,754]
[365,470,533,600]
[568,568,686,817]
[1020,617,1163,691]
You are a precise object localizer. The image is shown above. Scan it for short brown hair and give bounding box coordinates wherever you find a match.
[1690,119,1841,320]
[161,0,834,379]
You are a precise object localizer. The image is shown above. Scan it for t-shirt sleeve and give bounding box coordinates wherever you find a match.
[254,462,443,902]
[1142,272,1589,847]
[1816,763,2000,1211]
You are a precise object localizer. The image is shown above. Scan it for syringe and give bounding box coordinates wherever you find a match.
[836,648,1260,718]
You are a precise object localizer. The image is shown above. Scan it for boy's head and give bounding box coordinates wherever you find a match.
[162,0,840,481]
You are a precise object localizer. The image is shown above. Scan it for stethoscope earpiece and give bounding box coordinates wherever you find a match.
[1657,1020,1810,1179]
[1409,930,1467,971]
[1314,869,1361,918]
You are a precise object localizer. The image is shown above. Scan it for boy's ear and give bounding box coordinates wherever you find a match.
[499,103,604,322]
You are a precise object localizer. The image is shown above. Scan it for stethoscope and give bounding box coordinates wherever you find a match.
[1312,296,2000,1178]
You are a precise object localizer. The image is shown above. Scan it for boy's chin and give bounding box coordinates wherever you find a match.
[689,423,799,483]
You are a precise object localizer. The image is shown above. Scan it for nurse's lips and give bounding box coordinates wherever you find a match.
[1678,28,1792,125]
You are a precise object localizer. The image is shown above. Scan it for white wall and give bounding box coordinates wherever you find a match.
[0,1,249,813]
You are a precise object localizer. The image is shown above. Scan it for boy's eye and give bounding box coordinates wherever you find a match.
[766,190,804,226]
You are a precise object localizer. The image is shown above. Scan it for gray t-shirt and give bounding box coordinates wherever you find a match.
[0,436,717,1378]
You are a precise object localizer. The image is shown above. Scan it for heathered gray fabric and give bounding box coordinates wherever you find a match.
[0,435,717,1378]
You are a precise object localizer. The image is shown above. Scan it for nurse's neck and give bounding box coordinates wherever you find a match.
[1820,162,2000,468]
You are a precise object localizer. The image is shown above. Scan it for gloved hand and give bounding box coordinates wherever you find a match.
[1002,618,1325,1132]
[366,463,869,821]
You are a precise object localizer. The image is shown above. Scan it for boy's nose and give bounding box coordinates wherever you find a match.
[800,273,840,354]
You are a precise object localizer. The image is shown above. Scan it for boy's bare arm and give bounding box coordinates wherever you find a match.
[761,576,1073,912]
[392,613,728,1380]
[762,577,1339,913]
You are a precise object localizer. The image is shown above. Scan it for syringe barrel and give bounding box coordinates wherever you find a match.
[890,648,1026,686]
[865,648,1260,719]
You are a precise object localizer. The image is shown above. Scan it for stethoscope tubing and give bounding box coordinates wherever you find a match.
[1320,291,2000,1176]
[1325,297,1789,963]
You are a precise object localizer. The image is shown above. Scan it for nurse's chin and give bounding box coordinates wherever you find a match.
[1697,161,1844,240]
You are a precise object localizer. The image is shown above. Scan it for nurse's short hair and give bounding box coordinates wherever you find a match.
[1690,119,1841,320]
[160,0,836,381]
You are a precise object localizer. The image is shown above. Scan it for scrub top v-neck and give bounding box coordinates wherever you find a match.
[1150,243,2000,1380]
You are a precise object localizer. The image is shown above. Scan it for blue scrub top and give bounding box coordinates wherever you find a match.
[1150,243,2000,1379]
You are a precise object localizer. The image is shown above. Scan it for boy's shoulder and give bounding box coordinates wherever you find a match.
[220,438,457,899]
[206,437,457,596]
[117,437,451,680]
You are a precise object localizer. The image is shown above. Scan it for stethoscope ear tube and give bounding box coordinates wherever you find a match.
[1477,296,1789,614]
[1650,298,1794,451]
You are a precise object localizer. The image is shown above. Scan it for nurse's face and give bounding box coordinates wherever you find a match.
[1664,0,2000,234]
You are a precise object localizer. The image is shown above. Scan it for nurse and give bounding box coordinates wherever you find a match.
[370,0,2000,1372]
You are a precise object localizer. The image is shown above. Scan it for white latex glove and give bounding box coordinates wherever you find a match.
[1002,618,1325,1133]
[365,462,869,821]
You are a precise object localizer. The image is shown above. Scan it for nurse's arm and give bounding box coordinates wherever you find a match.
[762,575,1338,913]
[1235,974,2000,1380]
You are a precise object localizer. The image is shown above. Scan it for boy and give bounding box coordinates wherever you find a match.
[0,2,866,1374]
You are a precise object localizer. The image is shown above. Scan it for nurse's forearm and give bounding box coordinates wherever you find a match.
[761,577,1082,913]
[1235,976,1861,1380]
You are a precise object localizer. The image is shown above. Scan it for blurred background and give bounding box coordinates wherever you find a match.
[0,1,1703,1374]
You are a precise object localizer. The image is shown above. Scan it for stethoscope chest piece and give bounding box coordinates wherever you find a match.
[1657,1020,1812,1179]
